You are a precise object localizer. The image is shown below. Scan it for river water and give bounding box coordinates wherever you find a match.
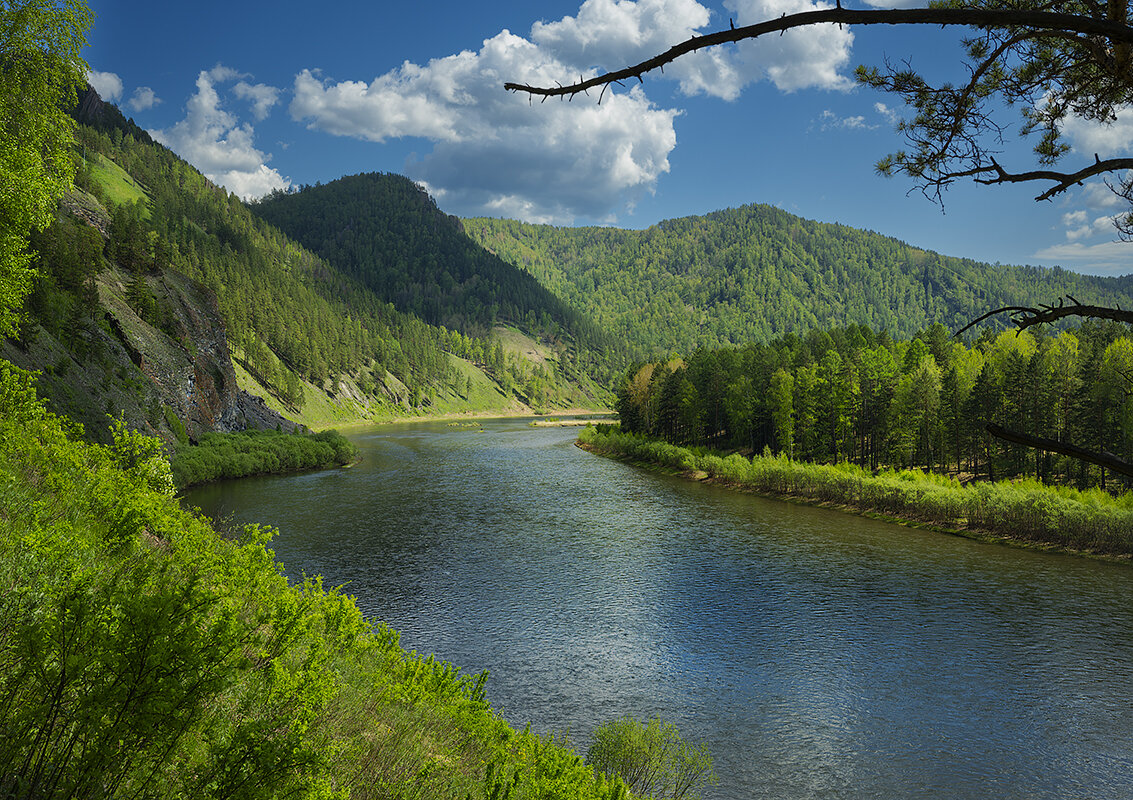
[185,418,1133,800]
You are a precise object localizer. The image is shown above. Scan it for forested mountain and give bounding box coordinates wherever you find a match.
[464,208,1133,356]
[250,173,620,382]
[5,89,609,442]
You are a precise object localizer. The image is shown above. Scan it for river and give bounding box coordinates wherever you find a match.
[185,418,1133,800]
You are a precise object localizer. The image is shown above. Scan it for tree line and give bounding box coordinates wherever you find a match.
[616,320,1133,489]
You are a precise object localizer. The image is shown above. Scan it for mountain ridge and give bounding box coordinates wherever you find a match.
[463,205,1133,357]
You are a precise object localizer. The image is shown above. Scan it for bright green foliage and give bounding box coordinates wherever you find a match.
[615,321,1133,489]
[579,425,1133,556]
[171,428,359,489]
[0,0,92,335]
[464,209,1133,359]
[586,717,716,800]
[0,360,636,799]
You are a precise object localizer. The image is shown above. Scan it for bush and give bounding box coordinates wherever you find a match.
[170,428,360,489]
[586,717,715,800]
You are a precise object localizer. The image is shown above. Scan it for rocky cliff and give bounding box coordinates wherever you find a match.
[3,208,296,445]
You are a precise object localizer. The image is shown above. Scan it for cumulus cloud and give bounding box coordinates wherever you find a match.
[725,0,854,93]
[128,86,160,112]
[874,102,900,125]
[233,81,281,121]
[1062,209,1119,243]
[290,0,853,222]
[86,68,123,101]
[1061,105,1133,159]
[291,29,678,222]
[151,66,289,200]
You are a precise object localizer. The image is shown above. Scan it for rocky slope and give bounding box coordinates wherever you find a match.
[3,205,296,446]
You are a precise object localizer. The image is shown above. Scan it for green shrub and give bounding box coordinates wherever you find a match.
[1,361,632,800]
[170,428,360,489]
[586,717,715,800]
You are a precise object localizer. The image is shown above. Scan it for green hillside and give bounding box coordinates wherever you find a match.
[251,173,624,385]
[463,208,1133,356]
[13,89,611,435]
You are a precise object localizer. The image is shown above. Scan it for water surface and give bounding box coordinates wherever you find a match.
[186,419,1133,799]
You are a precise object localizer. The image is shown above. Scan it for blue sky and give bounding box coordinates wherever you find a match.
[84,0,1132,276]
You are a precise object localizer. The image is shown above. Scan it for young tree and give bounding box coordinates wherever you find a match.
[0,0,93,335]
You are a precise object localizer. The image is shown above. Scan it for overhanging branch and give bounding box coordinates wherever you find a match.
[504,7,1133,98]
[955,295,1133,337]
[962,156,1133,201]
[987,423,1133,477]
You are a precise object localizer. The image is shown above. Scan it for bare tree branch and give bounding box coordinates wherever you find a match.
[503,7,1133,98]
[954,295,1133,337]
[987,423,1133,476]
[958,156,1133,200]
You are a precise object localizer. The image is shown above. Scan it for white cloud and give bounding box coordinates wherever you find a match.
[86,68,123,101]
[1034,240,1133,275]
[1061,105,1133,159]
[233,81,281,121]
[1082,180,1127,210]
[874,102,899,125]
[151,66,289,200]
[290,0,853,222]
[725,0,854,93]
[1064,212,1118,243]
[292,29,678,222]
[128,86,160,112]
[816,109,874,131]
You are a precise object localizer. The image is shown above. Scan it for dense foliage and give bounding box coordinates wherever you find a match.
[252,174,624,385]
[170,429,359,489]
[578,425,1133,555]
[464,208,1133,357]
[0,0,92,335]
[0,361,635,800]
[615,321,1133,491]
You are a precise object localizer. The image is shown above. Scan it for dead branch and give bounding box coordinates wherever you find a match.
[987,423,1133,477]
[955,296,1133,337]
[503,7,1133,98]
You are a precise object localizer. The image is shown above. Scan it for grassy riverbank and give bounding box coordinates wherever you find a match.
[170,429,360,489]
[0,362,632,800]
[578,426,1133,559]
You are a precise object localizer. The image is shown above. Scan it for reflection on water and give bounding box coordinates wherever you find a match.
[187,419,1133,800]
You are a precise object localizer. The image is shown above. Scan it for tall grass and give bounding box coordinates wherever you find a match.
[578,426,1133,556]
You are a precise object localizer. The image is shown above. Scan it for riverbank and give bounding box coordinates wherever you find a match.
[577,426,1133,561]
[171,428,360,489]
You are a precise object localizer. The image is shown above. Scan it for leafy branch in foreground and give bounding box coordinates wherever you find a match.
[504,2,1133,232]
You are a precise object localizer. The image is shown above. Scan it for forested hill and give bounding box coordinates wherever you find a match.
[7,89,611,439]
[463,207,1133,356]
[250,174,609,352]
